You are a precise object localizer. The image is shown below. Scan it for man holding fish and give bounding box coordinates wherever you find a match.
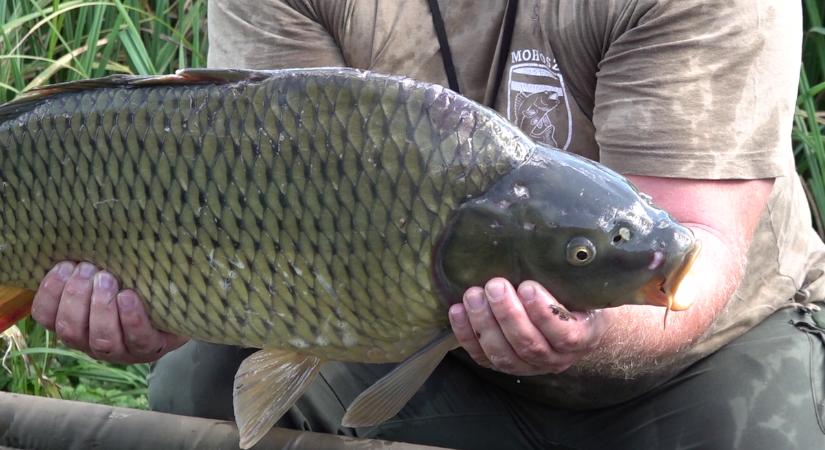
[27,0,825,448]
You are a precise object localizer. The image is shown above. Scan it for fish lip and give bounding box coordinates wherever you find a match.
[662,240,702,310]
[638,240,701,309]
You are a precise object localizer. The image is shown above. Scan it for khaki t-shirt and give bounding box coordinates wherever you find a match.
[207,0,825,408]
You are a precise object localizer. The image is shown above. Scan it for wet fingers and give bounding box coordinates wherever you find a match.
[54,263,98,351]
[88,272,126,359]
[117,290,167,360]
[31,262,75,330]
[518,281,606,354]
[463,282,542,375]
[449,298,491,368]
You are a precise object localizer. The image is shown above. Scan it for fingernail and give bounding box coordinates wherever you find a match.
[93,274,117,306]
[520,284,536,303]
[95,272,114,290]
[117,292,136,311]
[77,263,97,279]
[485,281,505,303]
[55,262,74,279]
[465,290,485,311]
[449,304,465,321]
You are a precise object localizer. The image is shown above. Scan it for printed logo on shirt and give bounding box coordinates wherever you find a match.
[507,49,572,150]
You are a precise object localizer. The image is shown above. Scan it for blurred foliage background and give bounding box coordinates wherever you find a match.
[0,0,824,409]
[798,0,825,239]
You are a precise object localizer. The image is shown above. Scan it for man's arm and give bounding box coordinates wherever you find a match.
[449,176,773,376]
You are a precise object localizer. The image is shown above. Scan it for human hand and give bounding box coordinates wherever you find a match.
[31,261,188,364]
[448,278,609,376]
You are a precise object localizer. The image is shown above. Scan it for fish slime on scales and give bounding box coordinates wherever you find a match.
[0,68,700,448]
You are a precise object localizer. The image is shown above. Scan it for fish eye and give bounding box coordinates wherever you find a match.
[611,227,632,245]
[566,237,596,266]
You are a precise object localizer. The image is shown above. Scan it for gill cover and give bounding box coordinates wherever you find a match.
[433,184,521,305]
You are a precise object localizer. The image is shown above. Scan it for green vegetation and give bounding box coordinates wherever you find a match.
[798,0,825,238]
[1,317,149,408]
[1,0,824,410]
[0,0,207,408]
[0,0,206,103]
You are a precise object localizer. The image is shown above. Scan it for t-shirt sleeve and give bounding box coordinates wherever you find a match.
[594,0,800,179]
[207,0,347,70]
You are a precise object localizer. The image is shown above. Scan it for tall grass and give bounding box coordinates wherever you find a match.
[797,0,825,238]
[1,318,150,409]
[0,0,206,102]
[0,0,207,408]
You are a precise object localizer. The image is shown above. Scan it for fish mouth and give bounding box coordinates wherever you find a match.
[640,240,702,311]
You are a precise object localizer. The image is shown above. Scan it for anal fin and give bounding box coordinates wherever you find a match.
[0,286,34,333]
[342,331,458,427]
[233,349,322,449]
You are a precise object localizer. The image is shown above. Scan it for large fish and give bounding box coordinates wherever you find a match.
[0,68,700,448]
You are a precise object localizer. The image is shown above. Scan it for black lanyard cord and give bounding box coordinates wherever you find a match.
[428,0,519,105]
[492,0,519,104]
[427,0,461,94]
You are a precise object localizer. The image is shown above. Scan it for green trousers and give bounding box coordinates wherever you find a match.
[149,306,825,449]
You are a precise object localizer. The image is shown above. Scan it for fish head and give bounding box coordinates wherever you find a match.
[434,146,700,312]
[506,148,702,311]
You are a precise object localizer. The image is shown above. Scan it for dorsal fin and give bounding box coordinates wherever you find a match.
[0,68,279,124]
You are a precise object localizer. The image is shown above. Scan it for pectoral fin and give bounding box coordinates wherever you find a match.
[233,349,322,449]
[0,286,34,333]
[342,331,458,427]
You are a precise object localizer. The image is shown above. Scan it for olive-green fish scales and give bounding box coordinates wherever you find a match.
[0,69,524,361]
[0,68,699,448]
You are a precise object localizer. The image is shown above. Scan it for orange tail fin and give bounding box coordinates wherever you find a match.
[0,286,35,333]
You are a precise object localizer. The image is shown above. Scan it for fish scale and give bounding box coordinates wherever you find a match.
[0,69,521,361]
[0,70,700,448]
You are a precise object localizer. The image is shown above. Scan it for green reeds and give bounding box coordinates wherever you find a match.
[797,0,825,238]
[0,0,207,408]
[1,319,149,409]
[0,0,206,102]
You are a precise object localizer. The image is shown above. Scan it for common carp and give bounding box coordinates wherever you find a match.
[0,68,699,448]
